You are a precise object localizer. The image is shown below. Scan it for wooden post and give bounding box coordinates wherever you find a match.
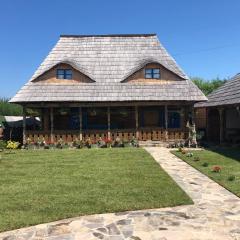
[191,106,197,147]
[135,106,139,139]
[218,108,224,144]
[43,108,48,131]
[107,107,111,140]
[23,106,26,145]
[205,108,209,141]
[165,105,168,141]
[50,107,54,143]
[79,107,83,141]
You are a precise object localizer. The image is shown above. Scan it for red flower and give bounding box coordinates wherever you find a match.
[212,166,222,173]
[105,138,112,143]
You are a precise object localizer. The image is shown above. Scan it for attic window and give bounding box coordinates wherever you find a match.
[56,69,72,80]
[145,68,160,79]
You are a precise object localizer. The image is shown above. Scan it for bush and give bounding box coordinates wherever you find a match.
[0,140,7,150]
[186,152,193,157]
[202,162,209,167]
[227,175,235,181]
[85,138,92,148]
[193,156,200,161]
[130,137,139,147]
[181,149,187,154]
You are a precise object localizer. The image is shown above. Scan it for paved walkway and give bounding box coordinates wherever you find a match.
[1,147,240,240]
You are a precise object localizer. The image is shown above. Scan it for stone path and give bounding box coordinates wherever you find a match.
[1,147,240,240]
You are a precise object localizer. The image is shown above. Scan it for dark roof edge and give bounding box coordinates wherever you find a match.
[60,33,157,38]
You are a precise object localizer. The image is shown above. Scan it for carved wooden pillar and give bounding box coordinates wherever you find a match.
[135,106,139,139]
[191,106,197,146]
[50,107,54,143]
[79,107,83,141]
[107,107,111,139]
[164,105,168,141]
[23,106,26,145]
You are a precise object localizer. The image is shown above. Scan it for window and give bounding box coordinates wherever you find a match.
[145,68,160,79]
[56,69,72,80]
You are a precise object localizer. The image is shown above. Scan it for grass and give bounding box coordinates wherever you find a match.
[172,147,240,197]
[0,148,191,232]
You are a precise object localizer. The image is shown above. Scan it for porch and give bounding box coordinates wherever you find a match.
[23,103,194,143]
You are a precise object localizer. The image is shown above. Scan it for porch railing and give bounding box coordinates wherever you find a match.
[25,128,186,143]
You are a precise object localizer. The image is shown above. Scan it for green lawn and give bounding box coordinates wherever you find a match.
[172,147,240,197]
[0,148,191,232]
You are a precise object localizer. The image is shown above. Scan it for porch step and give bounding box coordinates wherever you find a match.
[138,141,168,147]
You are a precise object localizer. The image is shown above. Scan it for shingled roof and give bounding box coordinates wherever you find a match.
[10,34,206,103]
[195,73,240,108]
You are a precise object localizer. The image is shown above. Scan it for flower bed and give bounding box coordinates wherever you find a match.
[24,136,139,150]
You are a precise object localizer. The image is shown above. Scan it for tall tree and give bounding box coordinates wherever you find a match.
[0,98,23,116]
[191,77,227,96]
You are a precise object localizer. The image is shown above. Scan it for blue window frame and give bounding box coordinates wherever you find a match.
[145,68,160,79]
[56,69,72,79]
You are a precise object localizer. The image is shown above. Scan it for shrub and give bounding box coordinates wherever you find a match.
[112,137,123,148]
[85,138,92,148]
[181,149,187,154]
[130,137,139,147]
[72,138,82,149]
[193,156,200,161]
[0,140,7,150]
[202,162,209,167]
[56,138,64,149]
[178,147,182,152]
[227,175,235,181]
[212,165,222,173]
[186,152,193,157]
[228,175,236,182]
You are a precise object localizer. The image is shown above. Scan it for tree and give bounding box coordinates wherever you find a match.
[191,77,227,96]
[0,98,22,116]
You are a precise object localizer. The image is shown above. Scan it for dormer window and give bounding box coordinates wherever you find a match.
[145,68,160,79]
[57,69,72,80]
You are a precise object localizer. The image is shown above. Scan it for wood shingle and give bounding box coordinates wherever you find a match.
[10,34,206,103]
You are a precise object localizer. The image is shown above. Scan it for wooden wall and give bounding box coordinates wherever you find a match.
[195,108,207,129]
[124,63,183,83]
[33,63,93,84]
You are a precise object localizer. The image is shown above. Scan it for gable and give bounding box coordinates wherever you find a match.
[33,63,94,84]
[123,63,183,83]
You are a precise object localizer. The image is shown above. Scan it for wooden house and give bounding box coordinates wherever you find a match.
[10,34,206,144]
[195,73,240,143]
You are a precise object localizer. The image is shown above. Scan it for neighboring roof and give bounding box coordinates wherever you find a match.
[195,74,240,108]
[2,116,40,128]
[10,34,207,103]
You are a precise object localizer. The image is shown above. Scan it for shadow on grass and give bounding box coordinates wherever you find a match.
[207,146,240,163]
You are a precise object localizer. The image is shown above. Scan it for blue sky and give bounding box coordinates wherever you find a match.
[1,0,240,98]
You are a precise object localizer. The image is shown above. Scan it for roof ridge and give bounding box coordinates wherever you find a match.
[60,34,157,38]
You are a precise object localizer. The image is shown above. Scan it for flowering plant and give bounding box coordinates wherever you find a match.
[85,138,92,148]
[6,141,20,150]
[212,165,222,173]
[105,138,112,148]
[186,152,193,157]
